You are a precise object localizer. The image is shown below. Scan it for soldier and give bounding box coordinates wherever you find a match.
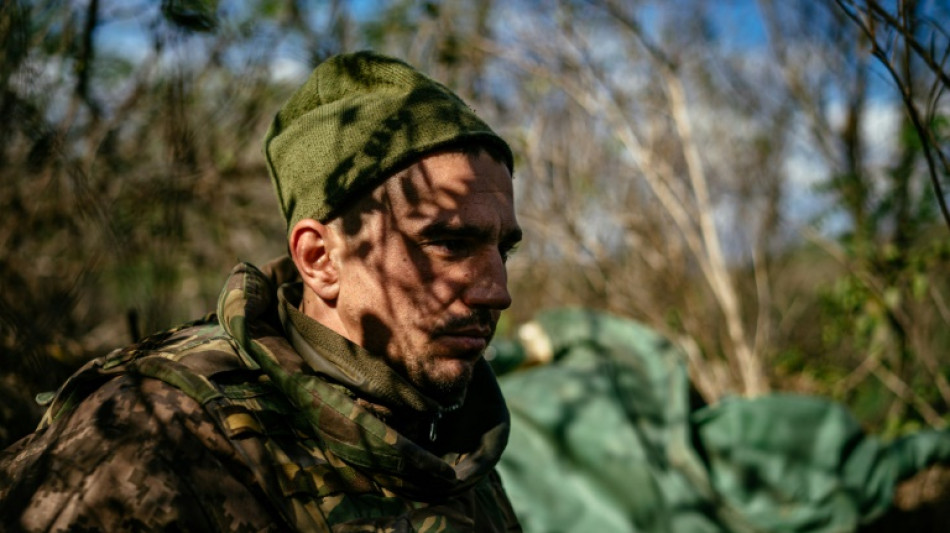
[0,51,523,532]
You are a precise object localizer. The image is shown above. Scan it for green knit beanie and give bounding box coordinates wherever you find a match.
[263,51,514,233]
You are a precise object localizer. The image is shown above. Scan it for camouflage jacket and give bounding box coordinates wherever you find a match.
[0,259,520,532]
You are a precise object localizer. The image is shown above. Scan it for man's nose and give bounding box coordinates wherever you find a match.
[463,250,512,310]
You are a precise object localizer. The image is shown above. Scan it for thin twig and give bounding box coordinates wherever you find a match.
[833,0,950,231]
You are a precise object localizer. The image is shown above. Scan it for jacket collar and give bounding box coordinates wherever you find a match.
[216,258,511,499]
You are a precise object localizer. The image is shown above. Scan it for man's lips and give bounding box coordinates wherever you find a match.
[435,328,493,354]
[446,326,493,337]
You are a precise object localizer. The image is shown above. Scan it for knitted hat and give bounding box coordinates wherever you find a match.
[263,51,514,233]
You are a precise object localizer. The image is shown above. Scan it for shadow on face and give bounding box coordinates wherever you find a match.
[327,147,521,403]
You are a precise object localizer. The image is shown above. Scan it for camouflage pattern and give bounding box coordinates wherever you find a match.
[0,259,521,532]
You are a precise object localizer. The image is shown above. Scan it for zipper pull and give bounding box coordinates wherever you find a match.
[429,411,442,441]
[429,402,461,442]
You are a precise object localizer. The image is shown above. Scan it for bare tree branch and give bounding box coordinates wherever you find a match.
[833,0,950,231]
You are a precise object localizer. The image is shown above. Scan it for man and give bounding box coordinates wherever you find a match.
[0,51,523,532]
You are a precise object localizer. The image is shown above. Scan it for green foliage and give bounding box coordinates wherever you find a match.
[161,0,219,32]
[814,233,950,433]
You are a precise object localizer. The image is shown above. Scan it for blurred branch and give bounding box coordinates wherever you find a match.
[758,0,840,165]
[862,1,950,88]
[833,0,950,231]
[596,0,768,396]
[76,0,101,120]
[836,335,945,427]
[806,226,950,417]
[478,1,771,399]
[872,361,946,427]
[664,70,768,396]
[930,284,950,325]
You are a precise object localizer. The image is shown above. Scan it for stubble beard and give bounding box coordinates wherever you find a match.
[403,310,496,405]
[405,347,479,406]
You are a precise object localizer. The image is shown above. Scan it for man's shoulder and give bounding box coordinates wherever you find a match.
[0,364,283,531]
[15,312,250,461]
[0,315,292,531]
[33,315,259,430]
[108,314,239,369]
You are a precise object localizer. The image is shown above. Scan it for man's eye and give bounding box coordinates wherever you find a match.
[429,240,471,256]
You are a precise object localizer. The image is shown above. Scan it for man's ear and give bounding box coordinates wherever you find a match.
[290,218,341,301]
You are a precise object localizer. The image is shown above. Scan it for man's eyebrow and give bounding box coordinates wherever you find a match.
[419,221,522,245]
[419,221,491,240]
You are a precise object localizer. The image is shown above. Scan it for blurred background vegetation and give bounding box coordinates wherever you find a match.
[1,0,948,449]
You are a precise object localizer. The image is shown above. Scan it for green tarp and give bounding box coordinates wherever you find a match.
[490,308,950,533]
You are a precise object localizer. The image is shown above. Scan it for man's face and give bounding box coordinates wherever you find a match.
[330,150,521,405]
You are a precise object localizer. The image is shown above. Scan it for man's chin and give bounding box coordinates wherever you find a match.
[419,357,477,405]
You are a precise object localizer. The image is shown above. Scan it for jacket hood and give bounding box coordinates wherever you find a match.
[216,258,511,501]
